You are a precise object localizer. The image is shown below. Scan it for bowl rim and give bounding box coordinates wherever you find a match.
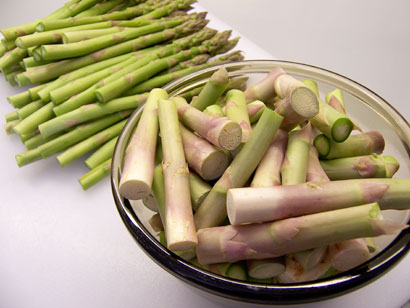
[111,59,410,305]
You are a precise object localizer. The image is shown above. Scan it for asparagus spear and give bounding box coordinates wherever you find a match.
[119,89,168,200]
[13,103,55,136]
[194,108,283,229]
[246,100,265,124]
[79,158,112,190]
[306,147,330,182]
[7,91,32,108]
[179,123,229,181]
[196,203,407,265]
[326,89,346,114]
[320,154,400,180]
[5,110,19,122]
[189,171,211,212]
[0,48,28,71]
[244,66,285,102]
[158,98,198,251]
[250,129,288,187]
[280,123,312,185]
[75,0,126,17]
[328,239,370,272]
[5,120,20,135]
[16,100,46,120]
[174,96,242,151]
[24,131,65,150]
[227,178,410,225]
[224,89,252,143]
[57,117,128,167]
[203,104,224,118]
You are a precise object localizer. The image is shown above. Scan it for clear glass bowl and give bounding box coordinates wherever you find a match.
[111,60,410,305]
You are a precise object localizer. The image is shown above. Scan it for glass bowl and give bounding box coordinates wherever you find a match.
[111,60,410,305]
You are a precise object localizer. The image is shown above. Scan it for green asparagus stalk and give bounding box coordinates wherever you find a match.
[0,48,28,71]
[85,136,118,169]
[17,99,47,120]
[281,123,312,185]
[5,110,19,122]
[328,239,370,271]
[7,91,32,108]
[250,129,288,187]
[189,171,211,212]
[0,45,6,57]
[244,66,285,102]
[180,123,229,181]
[246,100,265,124]
[194,108,283,229]
[227,178,410,225]
[174,96,242,151]
[246,258,285,279]
[28,84,49,100]
[5,120,20,135]
[79,158,112,190]
[203,104,224,118]
[57,118,128,167]
[224,89,252,143]
[15,19,207,85]
[320,154,400,180]
[326,89,346,114]
[15,110,131,167]
[75,0,126,17]
[158,98,198,251]
[24,131,65,150]
[119,89,168,200]
[61,26,132,43]
[13,103,55,136]
[197,203,407,265]
[315,131,385,159]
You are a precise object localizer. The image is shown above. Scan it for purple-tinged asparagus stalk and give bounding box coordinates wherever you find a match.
[328,239,370,272]
[190,66,229,111]
[320,154,400,180]
[197,203,407,265]
[158,98,197,251]
[250,129,288,187]
[246,258,285,279]
[194,108,283,229]
[244,66,285,102]
[315,130,385,159]
[224,89,252,143]
[227,178,410,225]
[246,100,265,124]
[274,87,319,131]
[179,123,229,180]
[119,89,168,200]
[174,96,242,151]
[280,123,312,185]
[306,147,330,182]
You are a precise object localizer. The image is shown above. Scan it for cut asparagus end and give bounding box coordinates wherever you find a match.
[225,262,247,281]
[247,258,285,279]
[15,149,42,167]
[313,134,330,157]
[217,121,242,151]
[201,150,229,180]
[367,130,386,154]
[302,79,320,97]
[119,180,151,200]
[331,117,354,142]
[383,155,400,178]
[143,193,159,212]
[329,239,370,272]
[294,246,328,271]
[290,87,319,118]
[149,213,163,233]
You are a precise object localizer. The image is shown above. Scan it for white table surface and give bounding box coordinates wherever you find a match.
[0,1,409,308]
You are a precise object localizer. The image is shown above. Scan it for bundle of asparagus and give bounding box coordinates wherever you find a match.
[1,0,245,189]
[122,65,409,284]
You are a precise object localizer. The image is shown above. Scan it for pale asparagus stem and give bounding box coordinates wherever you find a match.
[315,131,385,159]
[328,239,370,271]
[189,171,211,212]
[246,100,265,124]
[119,89,168,200]
[197,203,408,265]
[246,258,285,279]
[224,89,252,143]
[79,158,112,190]
[227,178,410,225]
[251,129,288,187]
[158,98,198,251]
[320,154,400,180]
[279,253,333,283]
[244,67,285,102]
[293,246,328,271]
[203,104,224,118]
[179,124,229,181]
[306,147,330,182]
[280,123,312,185]
[174,96,242,151]
[194,108,283,230]
[274,87,319,131]
[190,66,229,111]
[85,136,118,169]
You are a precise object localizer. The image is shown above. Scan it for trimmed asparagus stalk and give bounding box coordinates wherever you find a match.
[158,98,197,251]
[79,158,112,190]
[246,258,285,279]
[227,178,410,225]
[197,203,407,265]
[244,67,286,102]
[189,171,212,212]
[119,89,168,200]
[306,146,330,182]
[85,136,118,169]
[17,100,46,120]
[224,89,252,143]
[174,96,242,151]
[13,103,55,136]
[24,131,65,150]
[5,120,20,135]
[326,89,346,114]
[75,0,126,17]
[7,91,32,108]
[194,108,283,229]
[0,48,28,71]
[302,79,320,97]
[180,123,229,181]
[293,246,328,271]
[246,100,265,124]
[328,239,370,271]
[57,117,128,167]
[315,131,385,159]
[250,129,288,187]
[203,104,224,118]
[280,123,312,185]
[5,111,19,122]
[320,154,400,180]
